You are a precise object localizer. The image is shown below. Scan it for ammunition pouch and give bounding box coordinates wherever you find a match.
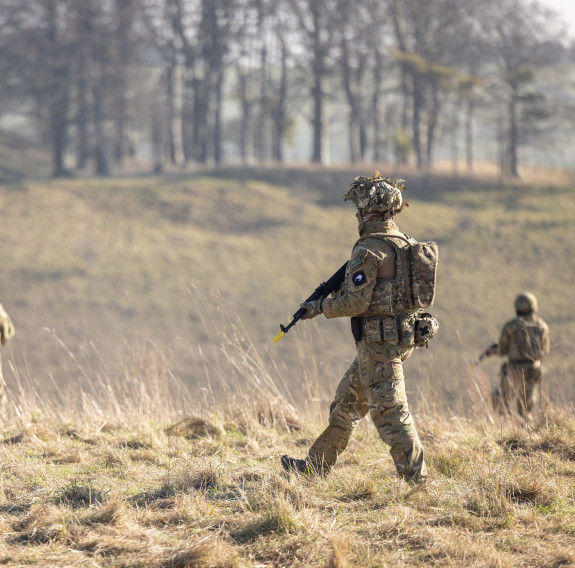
[414,312,439,348]
[350,314,417,346]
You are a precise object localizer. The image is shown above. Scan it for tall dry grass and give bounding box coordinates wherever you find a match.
[0,295,574,567]
[1,171,574,411]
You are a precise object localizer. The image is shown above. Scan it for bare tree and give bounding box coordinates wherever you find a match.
[388,0,476,171]
[0,0,571,176]
[479,0,565,178]
[289,0,336,164]
[333,0,370,162]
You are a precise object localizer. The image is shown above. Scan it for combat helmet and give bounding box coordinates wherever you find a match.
[514,292,538,314]
[344,171,408,216]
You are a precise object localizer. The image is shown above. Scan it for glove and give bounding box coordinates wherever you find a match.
[485,343,498,357]
[300,299,323,320]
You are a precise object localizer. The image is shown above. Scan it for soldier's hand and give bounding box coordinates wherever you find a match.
[300,300,322,320]
[485,343,498,357]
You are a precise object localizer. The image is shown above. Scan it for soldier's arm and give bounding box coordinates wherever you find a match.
[541,321,551,358]
[497,323,511,356]
[481,343,499,359]
[321,246,379,319]
[0,304,15,346]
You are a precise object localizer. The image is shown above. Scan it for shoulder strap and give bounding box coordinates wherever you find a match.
[353,231,415,249]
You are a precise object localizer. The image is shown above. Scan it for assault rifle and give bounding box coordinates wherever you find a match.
[480,342,498,362]
[273,262,348,343]
[468,342,498,370]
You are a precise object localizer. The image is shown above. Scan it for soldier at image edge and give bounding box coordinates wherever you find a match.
[482,293,550,420]
[0,303,15,417]
[281,172,439,483]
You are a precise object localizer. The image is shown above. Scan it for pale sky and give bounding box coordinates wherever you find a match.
[539,0,575,34]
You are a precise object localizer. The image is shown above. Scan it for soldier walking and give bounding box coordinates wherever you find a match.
[483,293,550,420]
[281,173,438,483]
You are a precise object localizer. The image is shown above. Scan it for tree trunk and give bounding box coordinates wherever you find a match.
[75,58,89,170]
[46,0,70,178]
[165,61,177,165]
[112,0,133,166]
[170,0,194,164]
[509,93,519,178]
[412,74,423,170]
[254,38,268,161]
[93,65,109,177]
[192,73,209,163]
[151,104,164,174]
[310,4,326,164]
[213,68,224,166]
[372,53,383,162]
[341,38,361,163]
[271,33,287,163]
[50,97,70,178]
[238,71,254,164]
[311,70,325,163]
[181,63,194,164]
[465,97,474,173]
[450,97,460,177]
[426,82,441,170]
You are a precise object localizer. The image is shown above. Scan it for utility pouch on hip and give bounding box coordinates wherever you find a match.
[381,316,399,344]
[414,312,439,348]
[351,317,362,342]
[363,318,382,343]
[398,314,416,347]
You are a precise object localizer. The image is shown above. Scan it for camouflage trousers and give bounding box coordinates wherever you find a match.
[307,341,427,481]
[499,361,542,418]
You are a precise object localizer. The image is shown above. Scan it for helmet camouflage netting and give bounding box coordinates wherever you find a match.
[344,170,408,215]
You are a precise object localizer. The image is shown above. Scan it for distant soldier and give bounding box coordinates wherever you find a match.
[482,293,550,420]
[0,303,15,416]
[281,173,439,483]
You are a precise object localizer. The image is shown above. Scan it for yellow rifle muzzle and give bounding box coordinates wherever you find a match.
[272,330,285,343]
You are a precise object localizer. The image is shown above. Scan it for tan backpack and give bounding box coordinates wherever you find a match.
[357,233,439,311]
[509,318,546,361]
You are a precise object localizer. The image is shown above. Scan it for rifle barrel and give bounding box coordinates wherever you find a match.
[273,261,348,343]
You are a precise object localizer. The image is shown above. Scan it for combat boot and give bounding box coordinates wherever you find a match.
[281,455,314,476]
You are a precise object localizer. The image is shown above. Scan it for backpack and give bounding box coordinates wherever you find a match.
[355,233,439,311]
[510,318,546,361]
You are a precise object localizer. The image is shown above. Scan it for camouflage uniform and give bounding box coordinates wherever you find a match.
[283,174,429,482]
[0,303,15,417]
[497,293,550,418]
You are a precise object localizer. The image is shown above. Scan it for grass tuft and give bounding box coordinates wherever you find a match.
[167,417,224,439]
[58,485,107,508]
[162,537,240,568]
[231,496,301,543]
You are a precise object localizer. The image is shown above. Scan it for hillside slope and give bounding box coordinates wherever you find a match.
[0,169,573,413]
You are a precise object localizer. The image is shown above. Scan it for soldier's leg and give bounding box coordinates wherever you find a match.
[500,362,513,415]
[358,342,427,482]
[306,357,369,472]
[519,366,542,418]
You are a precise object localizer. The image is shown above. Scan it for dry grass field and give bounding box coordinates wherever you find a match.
[0,166,574,566]
[1,333,575,567]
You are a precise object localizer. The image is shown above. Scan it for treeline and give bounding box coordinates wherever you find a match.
[0,0,572,178]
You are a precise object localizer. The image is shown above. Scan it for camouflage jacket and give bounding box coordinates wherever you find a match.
[322,219,418,319]
[498,313,550,363]
[0,303,15,346]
